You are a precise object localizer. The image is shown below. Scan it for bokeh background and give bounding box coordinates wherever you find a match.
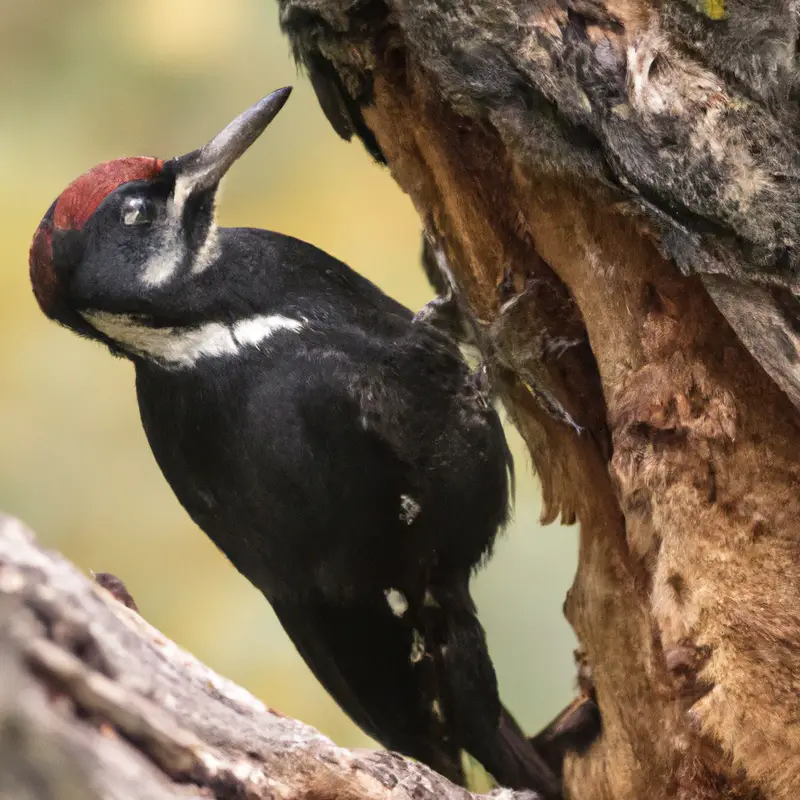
[0,0,578,757]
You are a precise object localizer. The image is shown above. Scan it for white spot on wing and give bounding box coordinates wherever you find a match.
[399,494,421,525]
[233,315,303,347]
[83,311,303,367]
[410,629,425,664]
[384,588,408,618]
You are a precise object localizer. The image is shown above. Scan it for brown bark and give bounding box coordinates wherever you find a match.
[0,514,529,800]
[277,2,800,798]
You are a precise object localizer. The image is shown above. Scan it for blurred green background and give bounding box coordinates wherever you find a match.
[0,0,577,753]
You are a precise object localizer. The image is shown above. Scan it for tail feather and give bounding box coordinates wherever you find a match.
[271,586,560,797]
[488,708,563,798]
[429,584,561,797]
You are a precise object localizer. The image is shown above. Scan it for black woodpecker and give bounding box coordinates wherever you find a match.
[28,88,561,798]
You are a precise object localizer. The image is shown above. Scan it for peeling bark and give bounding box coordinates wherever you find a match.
[0,514,537,800]
[277,3,800,798]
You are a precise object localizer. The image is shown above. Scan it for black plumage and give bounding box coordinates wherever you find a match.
[28,89,561,797]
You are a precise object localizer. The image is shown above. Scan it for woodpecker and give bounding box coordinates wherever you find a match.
[28,88,561,797]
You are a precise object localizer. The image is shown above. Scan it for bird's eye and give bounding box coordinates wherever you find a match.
[121,196,155,227]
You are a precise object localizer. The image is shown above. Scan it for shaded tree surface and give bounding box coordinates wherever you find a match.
[276,2,800,799]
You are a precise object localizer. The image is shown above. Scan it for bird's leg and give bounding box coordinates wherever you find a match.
[462,362,492,412]
[412,232,496,413]
[497,266,518,307]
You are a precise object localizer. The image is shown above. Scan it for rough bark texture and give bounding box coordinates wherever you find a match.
[276,3,800,799]
[0,514,536,800]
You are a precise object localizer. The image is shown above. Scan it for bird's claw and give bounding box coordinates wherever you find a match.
[464,363,492,411]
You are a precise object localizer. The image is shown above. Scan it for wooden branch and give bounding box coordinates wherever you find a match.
[0,514,539,800]
[278,3,800,798]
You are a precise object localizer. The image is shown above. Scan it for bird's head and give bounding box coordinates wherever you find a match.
[29,87,292,341]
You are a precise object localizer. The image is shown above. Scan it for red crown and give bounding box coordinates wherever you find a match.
[29,157,163,316]
[53,157,164,231]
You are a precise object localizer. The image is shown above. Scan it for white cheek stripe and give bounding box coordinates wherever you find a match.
[82,311,304,367]
[140,191,220,286]
[191,223,220,275]
[140,246,183,287]
[172,174,193,217]
[140,195,186,288]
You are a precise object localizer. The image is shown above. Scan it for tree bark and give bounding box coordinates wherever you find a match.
[277,3,800,798]
[0,514,534,800]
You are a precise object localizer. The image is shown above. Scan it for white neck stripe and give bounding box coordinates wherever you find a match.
[82,311,304,367]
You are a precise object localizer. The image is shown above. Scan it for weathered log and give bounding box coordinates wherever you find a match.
[0,514,536,799]
[277,3,800,798]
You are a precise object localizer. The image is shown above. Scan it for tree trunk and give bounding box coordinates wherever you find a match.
[277,3,800,798]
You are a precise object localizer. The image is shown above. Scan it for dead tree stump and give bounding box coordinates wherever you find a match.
[277,2,800,798]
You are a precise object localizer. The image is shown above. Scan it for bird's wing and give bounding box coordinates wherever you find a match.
[249,354,547,791]
[269,592,466,785]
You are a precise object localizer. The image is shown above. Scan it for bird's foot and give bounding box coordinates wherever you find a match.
[463,362,492,411]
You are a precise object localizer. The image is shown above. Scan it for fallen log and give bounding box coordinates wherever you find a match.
[0,513,538,800]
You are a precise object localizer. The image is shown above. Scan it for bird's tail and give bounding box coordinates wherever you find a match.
[487,706,563,798]
[430,588,561,798]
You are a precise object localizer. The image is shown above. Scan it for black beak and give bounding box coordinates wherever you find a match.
[168,86,292,196]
